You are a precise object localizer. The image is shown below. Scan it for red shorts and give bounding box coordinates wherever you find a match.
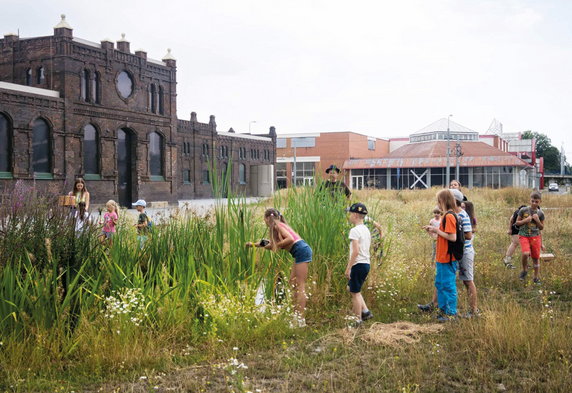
[519,235,541,259]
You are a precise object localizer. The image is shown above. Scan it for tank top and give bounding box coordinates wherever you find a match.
[277,222,301,242]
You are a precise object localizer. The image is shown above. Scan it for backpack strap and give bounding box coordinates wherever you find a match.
[442,210,458,263]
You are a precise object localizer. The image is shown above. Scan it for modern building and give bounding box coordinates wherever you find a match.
[275,132,389,188]
[344,118,538,190]
[0,16,275,207]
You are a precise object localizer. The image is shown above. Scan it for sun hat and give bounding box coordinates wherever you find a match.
[132,199,147,208]
[325,164,341,174]
[345,202,368,215]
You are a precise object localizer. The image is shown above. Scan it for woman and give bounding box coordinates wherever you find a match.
[247,208,312,327]
[68,178,90,211]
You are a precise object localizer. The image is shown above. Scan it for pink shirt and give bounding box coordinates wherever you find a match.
[103,212,118,233]
[278,222,301,242]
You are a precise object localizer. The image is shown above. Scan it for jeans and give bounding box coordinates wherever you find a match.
[435,261,459,316]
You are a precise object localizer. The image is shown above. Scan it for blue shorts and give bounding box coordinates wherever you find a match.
[289,240,312,264]
[348,263,370,293]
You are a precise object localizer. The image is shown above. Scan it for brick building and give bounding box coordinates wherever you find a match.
[0,16,275,207]
[275,132,389,188]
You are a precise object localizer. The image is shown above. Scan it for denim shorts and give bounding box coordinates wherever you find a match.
[289,240,312,264]
[348,263,370,293]
[100,231,114,239]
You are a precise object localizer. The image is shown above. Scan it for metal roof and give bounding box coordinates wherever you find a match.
[343,141,531,169]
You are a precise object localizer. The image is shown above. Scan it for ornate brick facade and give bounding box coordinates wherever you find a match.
[0,16,276,206]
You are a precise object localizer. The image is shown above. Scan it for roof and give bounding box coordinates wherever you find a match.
[343,141,531,169]
[0,81,60,98]
[412,118,476,135]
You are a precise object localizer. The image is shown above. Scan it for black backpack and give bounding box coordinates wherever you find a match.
[511,205,527,231]
[442,211,465,262]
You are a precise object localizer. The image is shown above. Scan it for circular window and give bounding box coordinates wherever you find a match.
[116,71,133,98]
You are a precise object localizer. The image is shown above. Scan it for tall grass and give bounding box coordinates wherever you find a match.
[0,182,571,392]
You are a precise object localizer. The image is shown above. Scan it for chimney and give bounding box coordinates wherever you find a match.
[3,33,18,45]
[53,14,73,38]
[135,49,147,60]
[117,33,130,53]
[190,112,197,122]
[209,115,217,131]
[228,127,235,133]
[162,48,176,68]
[101,38,114,50]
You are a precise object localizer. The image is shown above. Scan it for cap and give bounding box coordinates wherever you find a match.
[346,202,368,215]
[449,189,464,202]
[325,164,341,174]
[132,199,147,207]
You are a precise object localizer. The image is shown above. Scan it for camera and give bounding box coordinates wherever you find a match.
[259,238,270,247]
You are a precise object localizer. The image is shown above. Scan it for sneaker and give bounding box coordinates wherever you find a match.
[463,310,481,319]
[502,257,513,268]
[361,310,374,321]
[519,271,528,281]
[417,302,436,313]
[533,277,541,285]
[436,314,452,323]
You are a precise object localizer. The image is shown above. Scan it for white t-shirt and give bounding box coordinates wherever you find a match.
[349,224,371,265]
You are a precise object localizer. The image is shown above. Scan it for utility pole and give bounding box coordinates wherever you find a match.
[455,136,463,181]
[292,145,297,187]
[446,114,453,186]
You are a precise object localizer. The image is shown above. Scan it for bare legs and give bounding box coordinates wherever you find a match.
[350,292,368,318]
[462,280,478,313]
[289,262,309,317]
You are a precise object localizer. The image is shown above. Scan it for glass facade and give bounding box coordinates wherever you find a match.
[473,166,513,188]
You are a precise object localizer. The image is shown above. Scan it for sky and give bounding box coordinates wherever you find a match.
[1,0,571,158]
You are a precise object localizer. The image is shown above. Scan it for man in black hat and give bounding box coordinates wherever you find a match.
[320,164,351,198]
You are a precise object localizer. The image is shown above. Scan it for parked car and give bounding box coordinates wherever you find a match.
[548,182,559,192]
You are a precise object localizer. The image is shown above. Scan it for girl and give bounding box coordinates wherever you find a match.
[462,201,477,233]
[68,178,90,211]
[424,189,459,321]
[99,200,119,246]
[247,208,312,327]
[74,201,92,236]
[449,179,468,201]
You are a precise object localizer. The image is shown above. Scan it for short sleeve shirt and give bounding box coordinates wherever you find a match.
[458,210,473,248]
[322,181,351,198]
[103,212,118,233]
[349,224,371,264]
[138,213,149,234]
[436,213,457,263]
[518,207,545,237]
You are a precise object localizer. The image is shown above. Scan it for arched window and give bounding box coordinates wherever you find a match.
[239,163,246,184]
[149,131,163,177]
[32,118,51,174]
[25,69,32,86]
[149,84,156,113]
[83,124,99,174]
[158,86,164,115]
[37,66,45,84]
[80,69,90,101]
[92,72,100,104]
[0,114,11,174]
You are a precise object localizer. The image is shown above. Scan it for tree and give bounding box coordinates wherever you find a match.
[522,131,563,173]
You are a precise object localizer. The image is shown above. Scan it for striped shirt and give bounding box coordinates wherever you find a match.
[458,209,473,248]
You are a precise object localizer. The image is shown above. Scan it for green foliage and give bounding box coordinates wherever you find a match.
[522,130,564,173]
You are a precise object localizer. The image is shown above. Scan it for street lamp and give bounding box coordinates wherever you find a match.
[249,120,257,133]
[446,114,453,187]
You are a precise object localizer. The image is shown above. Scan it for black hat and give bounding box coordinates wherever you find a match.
[325,164,341,174]
[346,202,368,215]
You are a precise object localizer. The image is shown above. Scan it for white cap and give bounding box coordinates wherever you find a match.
[449,189,464,202]
[132,199,146,207]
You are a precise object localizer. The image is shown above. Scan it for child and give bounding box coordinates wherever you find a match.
[503,204,527,269]
[345,203,373,325]
[74,201,92,236]
[246,208,312,327]
[451,190,478,317]
[100,200,119,246]
[423,189,460,322]
[463,201,477,233]
[515,192,545,284]
[132,199,149,249]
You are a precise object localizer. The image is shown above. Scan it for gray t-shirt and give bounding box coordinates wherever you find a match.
[518,207,545,237]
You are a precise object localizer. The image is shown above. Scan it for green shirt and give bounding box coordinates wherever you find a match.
[517,207,544,237]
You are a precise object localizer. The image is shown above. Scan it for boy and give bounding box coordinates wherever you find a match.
[345,202,373,324]
[515,191,545,284]
[132,199,149,249]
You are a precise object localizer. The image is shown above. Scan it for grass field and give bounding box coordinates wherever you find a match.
[0,185,571,392]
